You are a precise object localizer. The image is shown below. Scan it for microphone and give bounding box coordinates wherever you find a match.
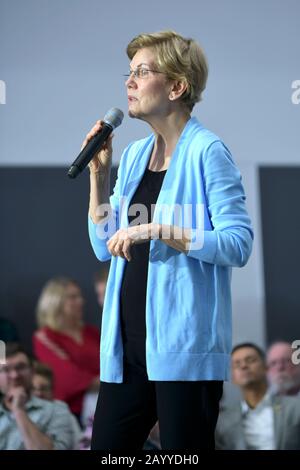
[67,107,124,179]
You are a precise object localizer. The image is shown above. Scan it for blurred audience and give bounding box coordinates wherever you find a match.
[267,341,300,396]
[32,361,82,449]
[33,277,100,417]
[216,342,300,450]
[78,269,109,448]
[32,362,54,401]
[81,388,98,431]
[0,344,75,449]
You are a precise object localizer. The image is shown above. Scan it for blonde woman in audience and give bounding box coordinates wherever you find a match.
[33,277,99,418]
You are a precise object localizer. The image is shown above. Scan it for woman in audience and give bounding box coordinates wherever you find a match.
[33,277,99,418]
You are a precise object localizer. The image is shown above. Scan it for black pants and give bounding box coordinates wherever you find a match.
[91,379,223,450]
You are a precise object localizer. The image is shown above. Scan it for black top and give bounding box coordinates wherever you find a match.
[120,168,167,382]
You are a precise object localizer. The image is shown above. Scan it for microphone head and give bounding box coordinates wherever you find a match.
[103,108,124,130]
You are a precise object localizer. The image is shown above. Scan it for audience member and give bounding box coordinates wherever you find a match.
[216,342,300,450]
[267,341,300,395]
[0,344,75,449]
[33,277,100,417]
[32,361,82,449]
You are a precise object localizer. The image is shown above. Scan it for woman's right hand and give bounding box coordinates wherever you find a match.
[81,120,113,174]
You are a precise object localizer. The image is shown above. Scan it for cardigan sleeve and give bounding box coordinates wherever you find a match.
[187,140,253,267]
[87,140,140,262]
[88,157,122,262]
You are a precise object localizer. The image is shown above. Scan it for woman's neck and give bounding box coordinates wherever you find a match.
[151,110,190,153]
[147,110,191,170]
[59,322,82,334]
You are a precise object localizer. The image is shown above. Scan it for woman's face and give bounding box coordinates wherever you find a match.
[61,283,84,326]
[126,47,172,120]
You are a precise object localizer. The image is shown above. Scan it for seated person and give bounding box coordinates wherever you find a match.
[216,342,300,450]
[33,277,100,417]
[267,341,300,396]
[32,362,54,401]
[32,361,82,449]
[0,344,76,450]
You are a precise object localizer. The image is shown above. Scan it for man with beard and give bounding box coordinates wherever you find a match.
[267,341,300,396]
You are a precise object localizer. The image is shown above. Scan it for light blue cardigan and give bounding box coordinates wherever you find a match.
[88,116,253,383]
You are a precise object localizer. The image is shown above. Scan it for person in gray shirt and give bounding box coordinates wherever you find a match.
[216,343,300,450]
[0,343,75,450]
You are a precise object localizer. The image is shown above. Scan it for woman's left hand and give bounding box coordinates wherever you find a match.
[107,223,159,261]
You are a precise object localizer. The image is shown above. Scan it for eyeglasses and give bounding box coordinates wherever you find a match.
[123,68,165,80]
[0,363,30,374]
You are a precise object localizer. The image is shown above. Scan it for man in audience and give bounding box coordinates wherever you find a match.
[267,341,300,396]
[0,343,75,449]
[216,342,300,450]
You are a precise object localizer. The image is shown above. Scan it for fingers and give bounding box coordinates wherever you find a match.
[86,121,102,141]
[104,134,114,153]
[107,232,132,262]
[122,239,132,261]
[113,239,125,258]
[82,122,114,153]
[84,120,103,144]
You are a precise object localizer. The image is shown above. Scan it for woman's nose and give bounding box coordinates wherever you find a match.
[125,73,137,88]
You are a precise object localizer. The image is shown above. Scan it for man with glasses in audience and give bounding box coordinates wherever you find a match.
[0,343,75,449]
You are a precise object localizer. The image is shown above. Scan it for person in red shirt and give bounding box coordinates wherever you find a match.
[33,277,100,417]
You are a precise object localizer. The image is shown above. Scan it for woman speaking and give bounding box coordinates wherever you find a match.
[85,30,253,450]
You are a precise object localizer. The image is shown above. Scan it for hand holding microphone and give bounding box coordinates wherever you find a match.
[82,120,113,176]
[68,108,124,179]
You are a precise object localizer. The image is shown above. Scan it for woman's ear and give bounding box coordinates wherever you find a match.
[169,80,188,101]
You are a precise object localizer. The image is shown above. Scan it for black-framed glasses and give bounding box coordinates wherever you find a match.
[123,68,165,80]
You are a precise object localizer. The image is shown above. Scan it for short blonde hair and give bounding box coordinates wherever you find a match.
[36,277,79,330]
[126,30,208,111]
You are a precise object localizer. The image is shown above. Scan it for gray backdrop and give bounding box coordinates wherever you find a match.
[1,0,300,361]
